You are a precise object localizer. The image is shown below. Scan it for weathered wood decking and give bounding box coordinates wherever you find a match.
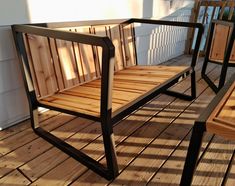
[0,55,234,185]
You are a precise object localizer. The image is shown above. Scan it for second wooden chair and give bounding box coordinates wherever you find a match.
[202,19,235,93]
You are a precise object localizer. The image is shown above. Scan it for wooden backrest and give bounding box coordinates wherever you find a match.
[209,23,235,62]
[91,24,136,71]
[22,23,136,99]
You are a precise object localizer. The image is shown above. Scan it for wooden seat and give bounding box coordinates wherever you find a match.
[202,19,235,93]
[180,73,235,185]
[39,65,190,118]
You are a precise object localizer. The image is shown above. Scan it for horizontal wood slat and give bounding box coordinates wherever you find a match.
[39,65,190,117]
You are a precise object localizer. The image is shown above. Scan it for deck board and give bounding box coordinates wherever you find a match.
[0,55,235,185]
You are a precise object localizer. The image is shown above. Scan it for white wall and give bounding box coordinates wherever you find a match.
[0,0,30,129]
[0,0,195,129]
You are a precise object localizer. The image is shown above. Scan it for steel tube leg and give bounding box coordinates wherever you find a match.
[191,70,196,99]
[31,109,39,130]
[180,123,205,186]
[101,115,119,179]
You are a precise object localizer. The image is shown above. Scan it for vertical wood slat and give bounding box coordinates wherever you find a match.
[69,29,81,84]
[57,26,96,83]
[23,34,41,97]
[91,24,126,71]
[54,26,98,86]
[209,24,230,61]
[121,24,137,67]
[209,23,235,62]
[90,25,106,74]
[55,39,79,88]
[72,26,99,81]
[48,38,65,90]
[108,25,125,71]
[25,34,58,97]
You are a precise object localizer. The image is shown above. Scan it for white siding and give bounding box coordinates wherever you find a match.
[0,0,195,129]
[135,0,195,65]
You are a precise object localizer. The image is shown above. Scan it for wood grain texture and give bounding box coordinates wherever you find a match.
[192,136,235,186]
[210,23,235,63]
[206,82,235,140]
[39,65,190,117]
[0,170,31,185]
[26,34,59,97]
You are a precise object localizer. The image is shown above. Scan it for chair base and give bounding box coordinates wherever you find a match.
[34,127,117,180]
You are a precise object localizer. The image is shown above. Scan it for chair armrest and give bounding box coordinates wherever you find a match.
[124,18,204,68]
[12,24,115,117]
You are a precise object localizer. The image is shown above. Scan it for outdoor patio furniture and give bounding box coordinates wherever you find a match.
[180,72,235,185]
[12,18,203,180]
[202,19,235,93]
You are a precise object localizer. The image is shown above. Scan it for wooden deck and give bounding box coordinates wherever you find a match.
[0,55,235,186]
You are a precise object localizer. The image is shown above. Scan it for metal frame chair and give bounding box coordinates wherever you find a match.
[180,72,235,185]
[202,19,235,93]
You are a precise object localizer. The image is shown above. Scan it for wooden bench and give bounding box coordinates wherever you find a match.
[180,73,235,185]
[12,18,203,180]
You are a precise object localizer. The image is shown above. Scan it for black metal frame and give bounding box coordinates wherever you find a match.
[180,72,235,186]
[12,18,203,180]
[202,19,235,93]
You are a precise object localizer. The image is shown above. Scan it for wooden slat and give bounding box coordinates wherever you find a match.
[121,24,136,67]
[26,34,59,97]
[91,25,108,72]
[109,25,125,71]
[0,170,31,185]
[55,39,80,88]
[84,78,156,93]
[60,26,97,82]
[66,85,140,104]
[23,34,40,97]
[209,24,230,61]
[48,38,66,90]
